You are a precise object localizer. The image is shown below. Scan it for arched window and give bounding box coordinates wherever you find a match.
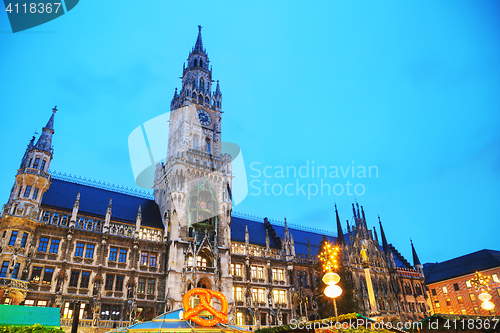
[200,59,203,67]
[197,256,207,267]
[205,97,209,104]
[198,94,203,104]
[200,78,204,91]
[40,159,47,171]
[194,58,198,67]
[205,138,211,154]
[192,92,197,99]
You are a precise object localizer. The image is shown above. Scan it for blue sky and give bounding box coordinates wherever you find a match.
[1,0,499,266]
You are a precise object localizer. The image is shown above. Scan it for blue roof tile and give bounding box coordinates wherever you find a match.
[41,179,163,229]
[230,216,280,248]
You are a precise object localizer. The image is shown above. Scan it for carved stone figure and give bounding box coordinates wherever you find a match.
[360,246,368,262]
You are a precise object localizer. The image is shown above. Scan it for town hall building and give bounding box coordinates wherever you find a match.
[0,27,428,329]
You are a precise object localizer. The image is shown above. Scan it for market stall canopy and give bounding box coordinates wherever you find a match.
[0,304,61,328]
[106,309,250,333]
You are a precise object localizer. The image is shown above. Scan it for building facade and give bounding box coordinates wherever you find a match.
[424,249,500,316]
[0,27,427,328]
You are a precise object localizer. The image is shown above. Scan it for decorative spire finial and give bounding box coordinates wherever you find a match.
[336,203,345,245]
[52,106,58,113]
[194,25,204,51]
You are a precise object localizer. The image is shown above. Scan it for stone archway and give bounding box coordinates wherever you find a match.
[197,276,212,289]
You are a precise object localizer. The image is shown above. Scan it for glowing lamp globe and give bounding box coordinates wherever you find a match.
[479,292,492,302]
[481,300,495,311]
[325,285,342,298]
[322,272,340,285]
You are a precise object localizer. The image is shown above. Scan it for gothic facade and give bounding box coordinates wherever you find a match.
[0,27,427,328]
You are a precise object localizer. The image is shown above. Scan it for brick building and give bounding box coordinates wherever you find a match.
[424,249,500,316]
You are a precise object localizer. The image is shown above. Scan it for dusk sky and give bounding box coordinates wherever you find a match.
[1,1,499,266]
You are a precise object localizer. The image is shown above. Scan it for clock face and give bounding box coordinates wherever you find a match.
[197,110,212,125]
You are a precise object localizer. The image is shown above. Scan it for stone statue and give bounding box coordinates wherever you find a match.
[93,278,101,297]
[92,298,101,327]
[360,246,368,262]
[129,300,138,324]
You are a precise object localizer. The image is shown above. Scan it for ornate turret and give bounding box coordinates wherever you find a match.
[4,107,56,220]
[35,109,55,154]
[170,26,222,112]
[281,218,295,259]
[69,192,81,228]
[135,205,142,238]
[103,199,112,233]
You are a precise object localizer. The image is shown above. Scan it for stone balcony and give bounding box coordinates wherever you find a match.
[17,167,51,180]
[0,277,30,290]
[0,277,30,305]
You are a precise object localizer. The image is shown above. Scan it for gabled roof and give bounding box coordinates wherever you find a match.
[423,249,500,285]
[41,179,163,229]
[388,244,412,269]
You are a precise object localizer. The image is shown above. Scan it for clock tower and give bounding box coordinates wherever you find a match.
[154,26,233,310]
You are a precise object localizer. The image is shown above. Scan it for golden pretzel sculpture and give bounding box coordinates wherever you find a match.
[183,288,229,326]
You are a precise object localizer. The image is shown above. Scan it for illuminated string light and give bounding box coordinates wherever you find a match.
[318,241,340,272]
[471,271,495,312]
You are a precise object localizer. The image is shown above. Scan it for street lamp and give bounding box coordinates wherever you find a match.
[323,272,342,322]
[479,292,495,311]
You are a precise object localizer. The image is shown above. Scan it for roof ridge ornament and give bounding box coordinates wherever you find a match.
[48,169,154,200]
[231,210,335,237]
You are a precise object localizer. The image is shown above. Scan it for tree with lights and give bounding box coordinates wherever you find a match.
[314,235,358,319]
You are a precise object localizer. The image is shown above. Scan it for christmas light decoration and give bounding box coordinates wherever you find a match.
[318,242,340,272]
[319,242,343,322]
[471,271,495,312]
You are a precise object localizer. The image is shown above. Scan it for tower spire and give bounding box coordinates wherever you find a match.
[194,25,204,51]
[20,135,36,168]
[352,203,357,226]
[335,204,345,245]
[378,215,389,253]
[411,239,421,267]
[35,106,56,154]
[6,108,56,219]
[171,26,221,111]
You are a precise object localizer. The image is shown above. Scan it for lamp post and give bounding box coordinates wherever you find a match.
[323,272,342,322]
